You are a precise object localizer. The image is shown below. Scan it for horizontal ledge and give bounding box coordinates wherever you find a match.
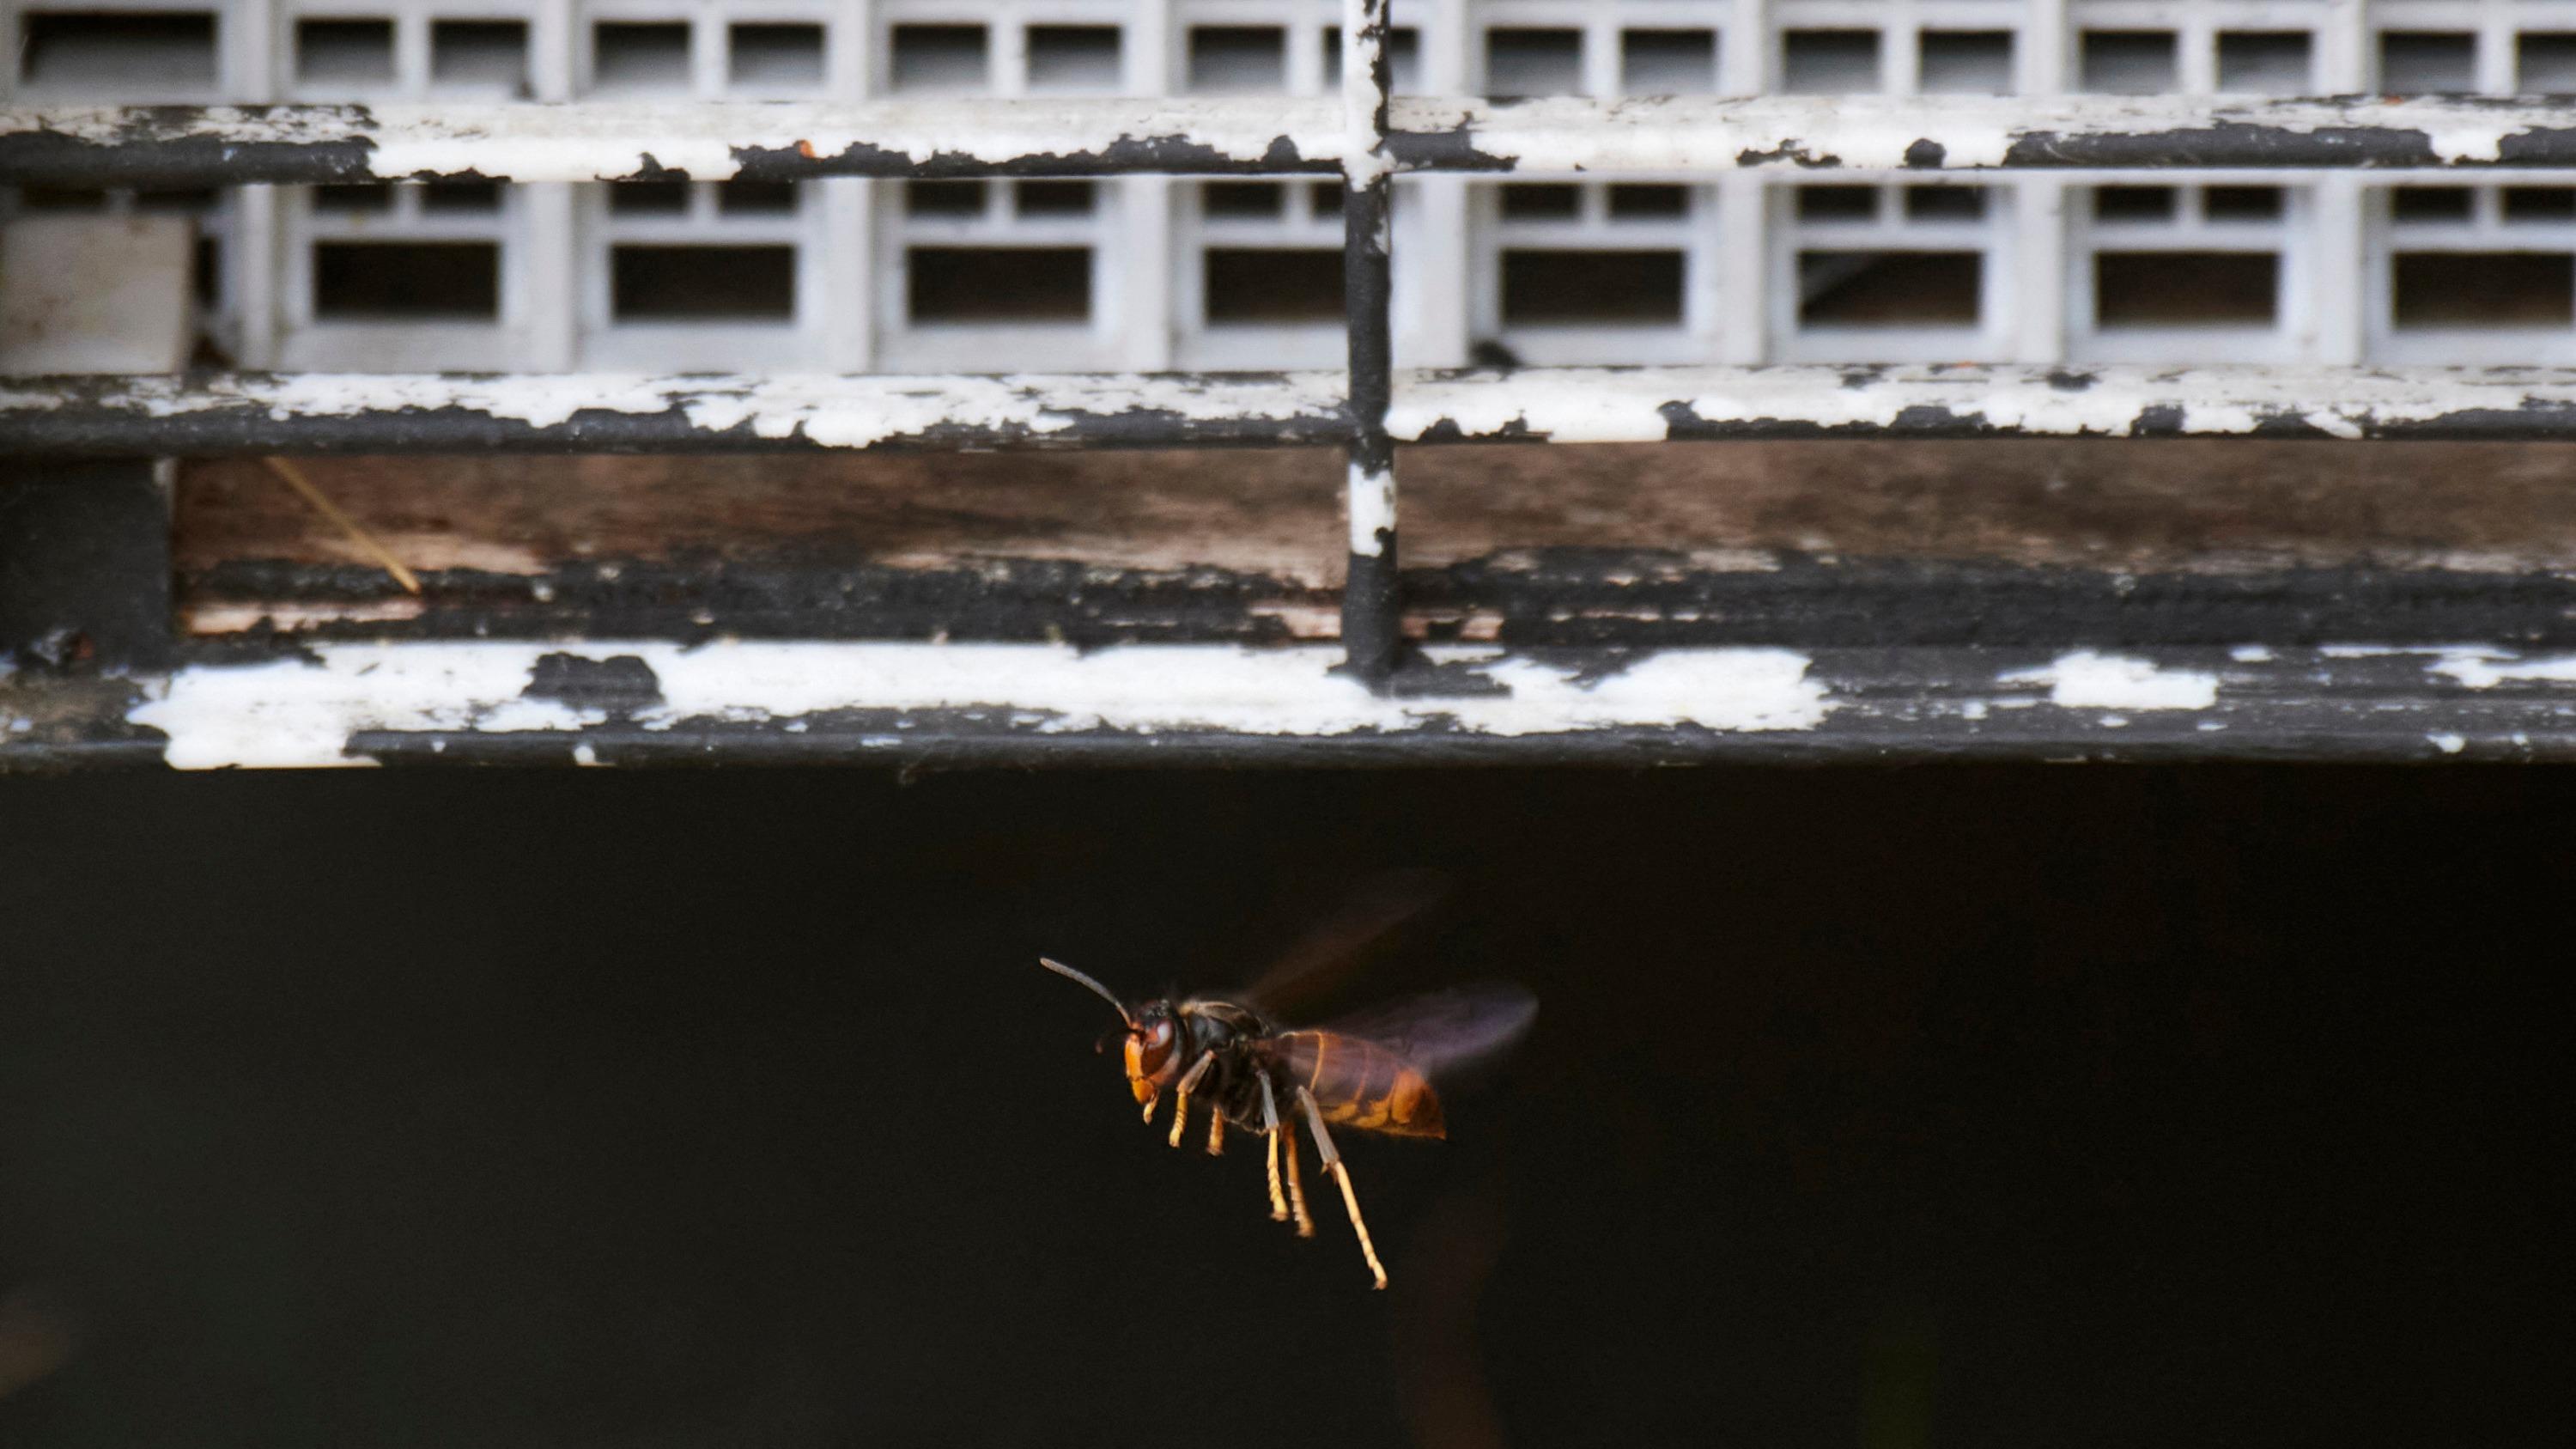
[17,366,2576,455]
[10,95,2576,186]
[8,640,2576,770]
[0,370,1352,455]
[1388,363,2576,443]
[1391,94,2576,174]
[0,99,1347,186]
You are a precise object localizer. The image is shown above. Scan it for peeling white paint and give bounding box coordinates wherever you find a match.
[1346,462,1395,556]
[1389,94,2576,174]
[123,640,1832,769]
[4,100,1347,183]
[2230,645,2275,662]
[1388,363,2576,444]
[2001,651,2221,710]
[2429,648,2576,688]
[0,370,1348,449]
[19,365,2576,448]
[2429,733,2467,753]
[1340,0,1395,188]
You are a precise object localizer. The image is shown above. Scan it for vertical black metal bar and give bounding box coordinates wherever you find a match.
[0,460,174,673]
[1340,0,1401,684]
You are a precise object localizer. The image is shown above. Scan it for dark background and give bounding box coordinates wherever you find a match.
[0,765,2565,1448]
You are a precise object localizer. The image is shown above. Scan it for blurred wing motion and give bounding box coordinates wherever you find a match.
[1267,984,1537,1141]
[1313,983,1537,1076]
[1236,868,1450,1021]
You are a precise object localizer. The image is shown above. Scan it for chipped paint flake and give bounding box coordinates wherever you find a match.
[1346,462,1395,556]
[2429,648,2576,688]
[2429,733,2468,753]
[124,641,1832,769]
[2002,651,2221,711]
[1340,0,1395,188]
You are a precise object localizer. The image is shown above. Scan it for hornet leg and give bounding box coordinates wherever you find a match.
[1259,1074,1288,1221]
[1279,1091,1314,1238]
[1167,1051,1215,1150]
[1297,1086,1388,1291]
[1207,1102,1225,1156]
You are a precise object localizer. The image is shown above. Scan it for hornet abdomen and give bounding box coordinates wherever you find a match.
[1267,1030,1446,1139]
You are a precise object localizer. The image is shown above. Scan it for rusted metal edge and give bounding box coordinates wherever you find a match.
[15,96,2576,186]
[6,640,2573,770]
[19,366,2576,455]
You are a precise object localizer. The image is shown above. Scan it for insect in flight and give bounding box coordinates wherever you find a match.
[1039,887,1533,1290]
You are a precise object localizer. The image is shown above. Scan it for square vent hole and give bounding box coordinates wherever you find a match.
[2093,186,2176,222]
[20,11,217,88]
[420,180,500,212]
[1608,186,1689,220]
[1920,33,2013,94]
[1487,29,1583,97]
[312,182,393,212]
[1503,251,1685,326]
[593,22,690,93]
[1205,250,1344,323]
[313,240,499,320]
[1028,26,1121,92]
[1188,27,1284,93]
[2505,187,2576,222]
[1014,181,1094,216]
[903,181,986,217]
[1202,182,1284,219]
[431,21,526,93]
[1796,186,1878,222]
[2392,187,2475,222]
[892,26,987,93]
[2204,186,2284,222]
[2520,34,2576,91]
[1799,253,1982,326]
[1620,30,1715,94]
[2218,32,2312,93]
[2095,253,2278,327]
[2381,33,2477,94]
[908,249,1091,322]
[718,181,799,215]
[2395,253,2573,327]
[1500,184,1580,221]
[2081,32,2176,94]
[1783,31,1880,94]
[730,24,823,90]
[296,18,393,85]
[612,246,797,321]
[608,181,689,215]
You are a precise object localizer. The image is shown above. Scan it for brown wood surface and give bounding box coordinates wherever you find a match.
[173,441,2576,631]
